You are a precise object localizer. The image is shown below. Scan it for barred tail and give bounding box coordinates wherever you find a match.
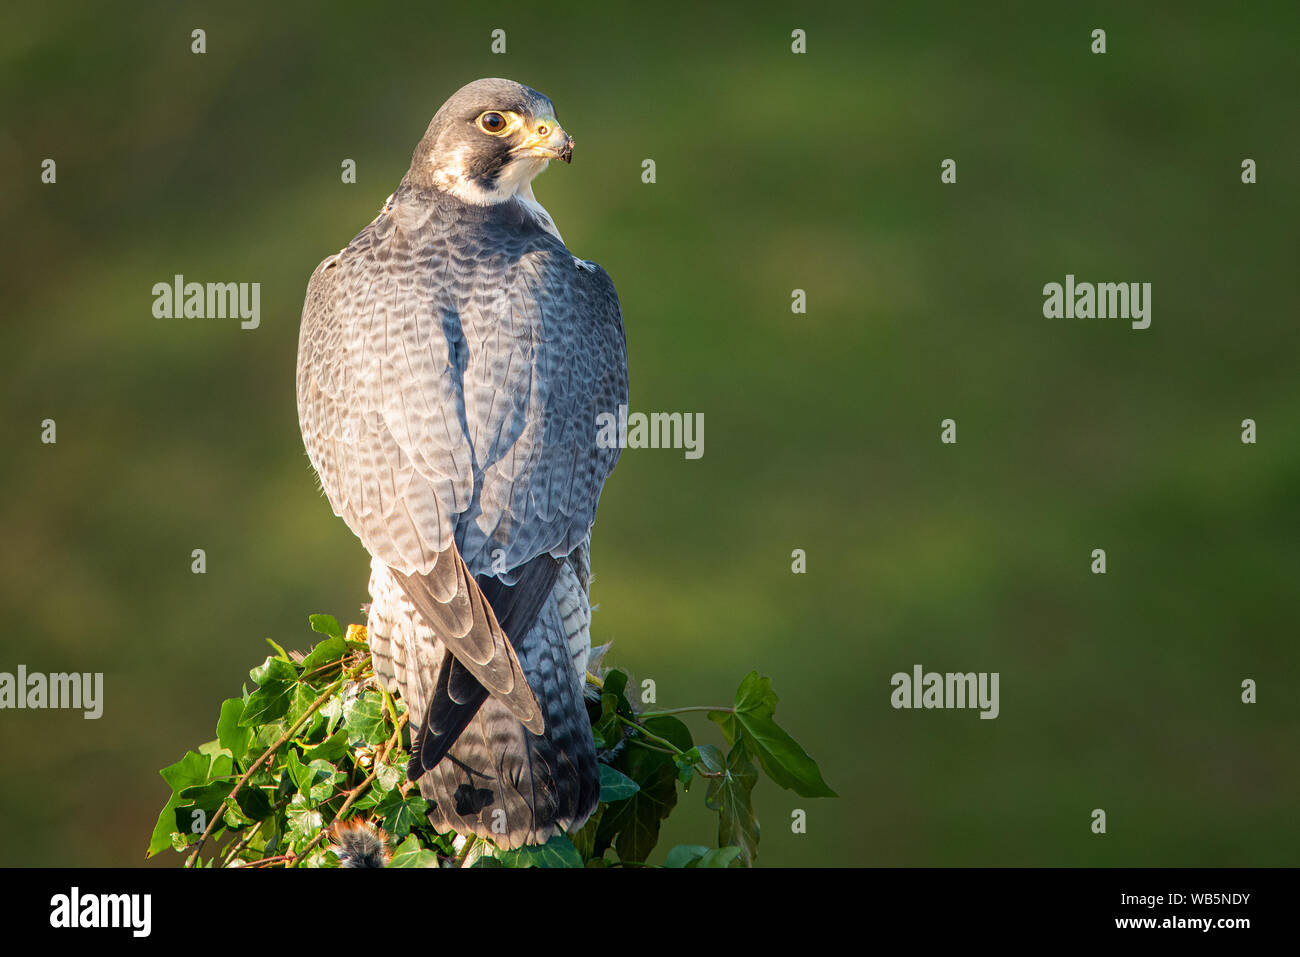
[413,602,599,849]
[369,553,599,849]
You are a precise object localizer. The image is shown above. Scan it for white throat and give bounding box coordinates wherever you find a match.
[431,146,564,243]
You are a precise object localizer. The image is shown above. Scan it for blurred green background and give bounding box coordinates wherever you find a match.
[1,1,1297,867]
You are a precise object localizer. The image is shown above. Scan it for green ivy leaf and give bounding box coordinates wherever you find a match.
[195,741,228,773]
[309,760,342,804]
[603,669,630,705]
[284,749,307,787]
[223,799,254,830]
[249,657,298,687]
[598,764,640,802]
[388,835,440,868]
[179,781,233,815]
[373,759,404,794]
[343,692,389,745]
[254,814,283,859]
[376,790,429,841]
[209,751,234,781]
[241,657,299,726]
[303,729,349,764]
[286,750,339,807]
[592,669,634,750]
[349,788,383,812]
[253,720,287,753]
[705,740,760,867]
[301,848,330,868]
[497,833,583,868]
[664,844,709,868]
[232,785,273,823]
[662,844,740,868]
[148,750,213,857]
[308,614,344,639]
[644,715,693,752]
[160,749,212,793]
[709,672,836,798]
[285,682,324,731]
[286,794,323,849]
[173,802,216,841]
[673,751,696,788]
[592,694,623,750]
[695,744,725,774]
[569,805,603,862]
[697,846,743,868]
[216,698,252,764]
[300,635,346,674]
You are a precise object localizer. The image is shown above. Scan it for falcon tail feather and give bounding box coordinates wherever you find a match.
[412,625,600,849]
[408,653,490,778]
[407,553,564,776]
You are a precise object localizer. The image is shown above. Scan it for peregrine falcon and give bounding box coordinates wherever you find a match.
[296,78,628,849]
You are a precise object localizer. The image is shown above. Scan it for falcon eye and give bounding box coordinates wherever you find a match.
[478,111,508,134]
[536,124,549,136]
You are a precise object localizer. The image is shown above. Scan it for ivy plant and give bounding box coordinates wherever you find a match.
[150,614,834,867]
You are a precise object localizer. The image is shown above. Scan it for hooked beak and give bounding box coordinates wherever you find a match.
[517,121,574,164]
[554,134,574,164]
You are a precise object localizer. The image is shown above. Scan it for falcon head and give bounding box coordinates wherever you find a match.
[408,78,574,205]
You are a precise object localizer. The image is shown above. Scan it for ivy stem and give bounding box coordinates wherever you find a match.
[299,656,351,685]
[614,714,684,754]
[624,737,677,756]
[456,835,478,868]
[221,819,263,866]
[638,706,733,717]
